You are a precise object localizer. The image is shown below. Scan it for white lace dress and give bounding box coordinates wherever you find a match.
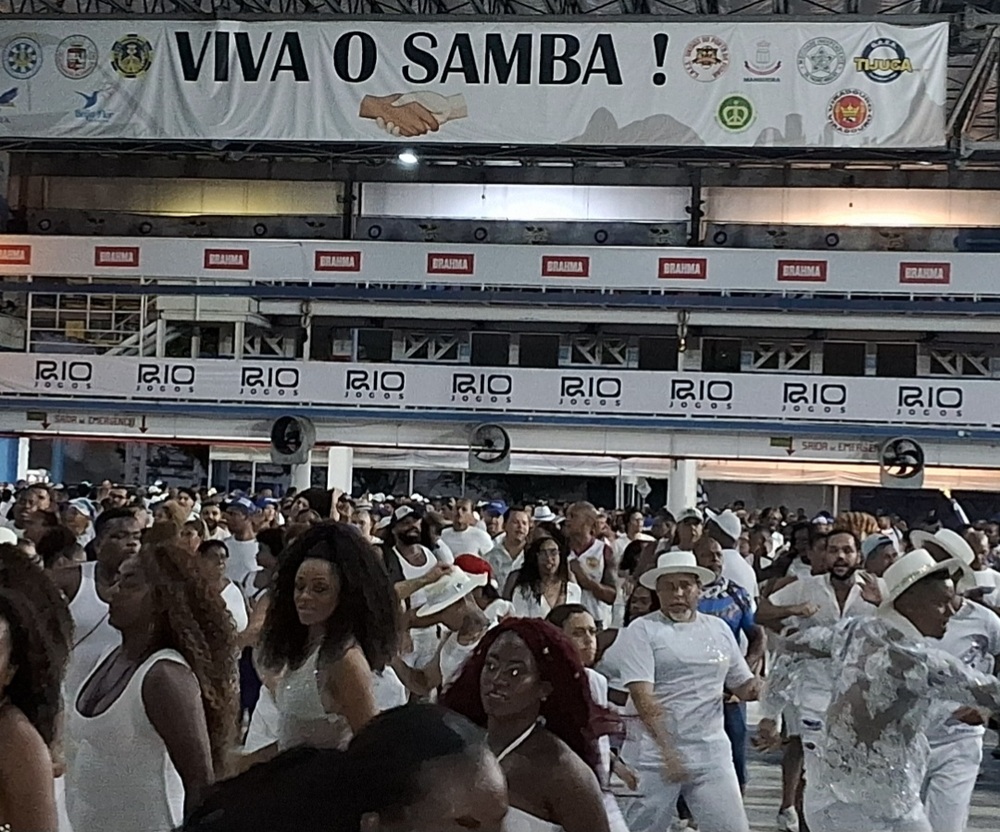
[765,610,1000,831]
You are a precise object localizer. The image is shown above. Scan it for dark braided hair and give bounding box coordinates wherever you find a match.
[261,522,399,674]
[441,617,603,774]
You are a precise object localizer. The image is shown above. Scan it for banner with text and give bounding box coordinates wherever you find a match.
[0,355,991,431]
[0,20,947,147]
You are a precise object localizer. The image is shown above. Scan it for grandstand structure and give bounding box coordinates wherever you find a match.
[2,6,1000,511]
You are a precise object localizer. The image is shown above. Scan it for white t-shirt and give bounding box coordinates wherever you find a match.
[927,599,1000,743]
[440,525,494,557]
[510,582,582,619]
[615,611,752,770]
[614,533,653,561]
[721,548,759,605]
[221,580,249,634]
[970,568,1000,603]
[769,573,877,628]
[569,538,613,625]
[787,558,813,581]
[225,537,259,594]
[768,573,877,719]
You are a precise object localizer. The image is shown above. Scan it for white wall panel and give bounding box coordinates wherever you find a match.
[705,187,1000,228]
[360,183,689,221]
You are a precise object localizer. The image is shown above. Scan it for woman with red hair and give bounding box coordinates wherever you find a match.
[441,618,611,832]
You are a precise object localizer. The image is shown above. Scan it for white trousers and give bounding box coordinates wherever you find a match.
[922,736,983,832]
[617,764,750,832]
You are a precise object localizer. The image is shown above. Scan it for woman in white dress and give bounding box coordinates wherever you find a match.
[508,536,582,620]
[65,542,239,832]
[442,618,611,832]
[257,522,399,754]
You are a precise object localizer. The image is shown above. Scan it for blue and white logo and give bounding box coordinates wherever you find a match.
[74,90,114,123]
[4,36,42,80]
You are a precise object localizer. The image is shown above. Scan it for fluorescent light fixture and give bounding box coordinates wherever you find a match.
[398,150,419,166]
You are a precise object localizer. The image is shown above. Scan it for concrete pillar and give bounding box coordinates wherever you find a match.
[50,439,66,484]
[325,447,354,493]
[0,437,28,483]
[666,458,699,518]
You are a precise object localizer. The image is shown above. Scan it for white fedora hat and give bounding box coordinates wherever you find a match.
[705,508,742,543]
[640,550,715,589]
[416,569,488,617]
[909,528,974,567]
[879,548,960,609]
[533,505,558,523]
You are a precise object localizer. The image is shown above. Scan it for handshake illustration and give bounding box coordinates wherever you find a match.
[359,92,468,137]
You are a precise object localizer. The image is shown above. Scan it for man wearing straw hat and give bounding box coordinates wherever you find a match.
[614,550,762,832]
[768,548,1000,832]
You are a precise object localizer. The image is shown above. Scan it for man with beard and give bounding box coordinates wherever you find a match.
[616,551,761,832]
[755,529,877,832]
[385,505,453,669]
[200,500,230,541]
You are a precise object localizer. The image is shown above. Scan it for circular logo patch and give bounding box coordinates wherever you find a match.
[684,36,730,83]
[717,94,755,132]
[111,34,153,79]
[797,37,846,85]
[828,89,873,134]
[56,35,98,80]
[3,36,42,80]
[855,38,913,84]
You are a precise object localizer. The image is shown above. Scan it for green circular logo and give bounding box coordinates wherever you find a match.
[717,94,755,132]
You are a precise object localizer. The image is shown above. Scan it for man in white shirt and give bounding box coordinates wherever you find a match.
[485,508,529,589]
[963,528,1000,604]
[923,595,1000,832]
[756,529,877,832]
[223,497,260,595]
[564,501,617,629]
[614,509,654,561]
[704,508,759,604]
[616,550,760,832]
[876,508,904,553]
[439,498,494,557]
[200,500,231,541]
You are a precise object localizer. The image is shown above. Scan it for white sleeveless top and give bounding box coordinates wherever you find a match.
[275,648,352,751]
[570,538,612,624]
[66,648,188,832]
[65,562,117,701]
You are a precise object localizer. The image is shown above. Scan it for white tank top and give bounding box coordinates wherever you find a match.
[66,649,188,832]
[274,648,352,751]
[571,539,612,624]
[65,562,117,701]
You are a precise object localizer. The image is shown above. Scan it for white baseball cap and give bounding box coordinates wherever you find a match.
[705,508,742,543]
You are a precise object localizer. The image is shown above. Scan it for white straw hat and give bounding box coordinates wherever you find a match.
[533,505,558,523]
[416,569,488,617]
[879,548,960,609]
[640,550,715,589]
[909,529,974,567]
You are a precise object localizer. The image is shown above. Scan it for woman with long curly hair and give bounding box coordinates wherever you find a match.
[257,522,399,754]
[507,536,582,619]
[65,543,239,832]
[0,587,67,832]
[441,617,611,832]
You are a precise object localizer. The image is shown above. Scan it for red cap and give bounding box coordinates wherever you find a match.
[455,554,492,578]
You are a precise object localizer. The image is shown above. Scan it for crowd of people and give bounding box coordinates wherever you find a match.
[0,478,999,832]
